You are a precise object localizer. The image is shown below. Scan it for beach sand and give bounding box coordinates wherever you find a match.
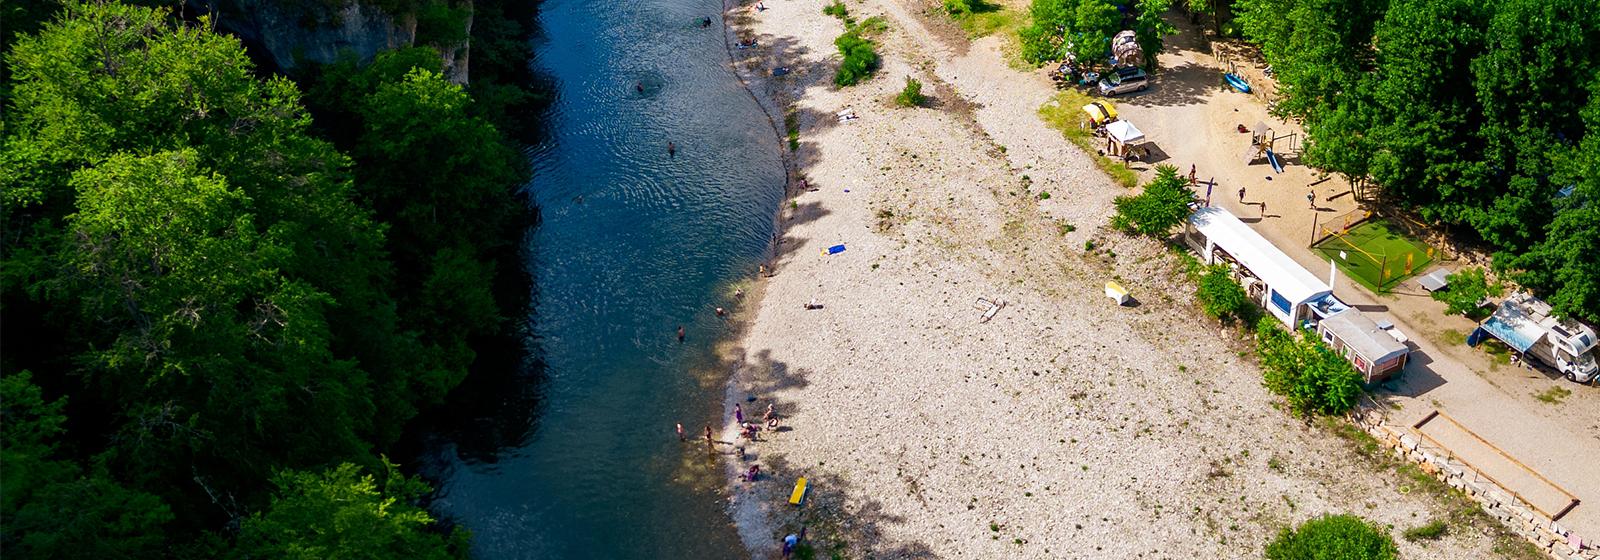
[715,0,1503,557]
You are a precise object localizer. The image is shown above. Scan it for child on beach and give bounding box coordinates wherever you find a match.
[734,403,744,424]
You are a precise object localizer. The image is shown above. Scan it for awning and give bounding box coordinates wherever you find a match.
[1105,120,1145,145]
[1082,102,1117,125]
[1480,300,1543,352]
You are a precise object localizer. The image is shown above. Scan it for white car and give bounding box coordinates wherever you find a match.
[1098,67,1149,96]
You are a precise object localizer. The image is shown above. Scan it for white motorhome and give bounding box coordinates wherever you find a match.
[1471,292,1599,383]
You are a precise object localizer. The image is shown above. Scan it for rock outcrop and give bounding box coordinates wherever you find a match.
[190,0,471,84]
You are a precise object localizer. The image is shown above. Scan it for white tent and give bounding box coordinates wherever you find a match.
[1105,120,1145,145]
[1185,207,1333,327]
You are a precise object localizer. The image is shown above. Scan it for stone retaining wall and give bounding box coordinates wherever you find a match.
[1349,404,1595,560]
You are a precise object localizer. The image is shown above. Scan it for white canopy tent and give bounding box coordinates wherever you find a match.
[1185,207,1333,327]
[1105,120,1144,145]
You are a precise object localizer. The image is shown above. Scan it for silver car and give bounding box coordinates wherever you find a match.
[1098,67,1149,96]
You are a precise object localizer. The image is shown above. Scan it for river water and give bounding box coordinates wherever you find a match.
[420,0,786,557]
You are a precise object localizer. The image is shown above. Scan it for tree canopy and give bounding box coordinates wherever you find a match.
[1233,0,1600,322]
[2,0,533,554]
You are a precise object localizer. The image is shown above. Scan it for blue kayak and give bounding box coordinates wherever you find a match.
[1224,73,1251,93]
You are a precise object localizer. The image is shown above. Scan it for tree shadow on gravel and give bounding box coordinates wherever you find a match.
[756,447,938,558]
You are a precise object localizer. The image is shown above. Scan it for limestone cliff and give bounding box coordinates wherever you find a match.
[189,0,471,84]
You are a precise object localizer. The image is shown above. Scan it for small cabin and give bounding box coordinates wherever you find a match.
[1317,309,1409,384]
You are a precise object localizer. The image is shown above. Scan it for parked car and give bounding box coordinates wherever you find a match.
[1098,67,1149,96]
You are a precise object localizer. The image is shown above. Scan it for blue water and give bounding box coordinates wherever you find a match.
[421,0,785,557]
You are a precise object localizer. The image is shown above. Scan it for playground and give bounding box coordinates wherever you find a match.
[1312,217,1435,292]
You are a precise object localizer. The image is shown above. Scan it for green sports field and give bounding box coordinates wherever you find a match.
[1312,219,1434,293]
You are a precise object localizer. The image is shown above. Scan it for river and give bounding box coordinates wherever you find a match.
[419,0,786,557]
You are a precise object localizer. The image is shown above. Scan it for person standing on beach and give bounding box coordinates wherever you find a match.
[704,425,714,448]
[734,403,744,424]
[676,423,685,441]
[1306,191,1316,209]
[764,404,778,429]
[1189,164,1198,186]
[1238,186,1246,203]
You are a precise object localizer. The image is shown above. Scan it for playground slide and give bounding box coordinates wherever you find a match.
[1266,149,1284,173]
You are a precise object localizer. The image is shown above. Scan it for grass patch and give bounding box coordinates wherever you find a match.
[941,0,1023,37]
[1533,386,1571,404]
[785,111,800,151]
[1038,92,1139,189]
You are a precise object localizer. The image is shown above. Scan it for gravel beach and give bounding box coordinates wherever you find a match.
[715,0,1506,557]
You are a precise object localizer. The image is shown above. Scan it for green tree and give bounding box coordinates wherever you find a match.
[1112,164,1195,237]
[2,372,174,558]
[1255,320,1364,415]
[1265,514,1398,560]
[234,462,468,560]
[896,77,927,107]
[1133,0,1176,67]
[60,150,376,496]
[1068,0,1121,65]
[1429,267,1502,316]
[1195,264,1253,324]
[834,31,881,86]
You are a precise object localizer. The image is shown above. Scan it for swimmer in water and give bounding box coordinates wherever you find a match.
[668,141,676,157]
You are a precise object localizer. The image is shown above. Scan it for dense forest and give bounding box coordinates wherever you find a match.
[1229,0,1599,323]
[1,0,538,556]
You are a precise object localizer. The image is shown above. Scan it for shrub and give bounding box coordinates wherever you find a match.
[1195,264,1252,324]
[823,0,850,20]
[1430,267,1503,316]
[896,77,926,107]
[1111,164,1194,237]
[1402,519,1448,541]
[1265,514,1398,560]
[834,32,880,86]
[943,0,973,16]
[1255,319,1365,416]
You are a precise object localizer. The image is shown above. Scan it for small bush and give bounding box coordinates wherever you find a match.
[1037,191,1051,200]
[943,0,973,15]
[1429,267,1502,316]
[1111,164,1194,237]
[896,77,926,107]
[1402,519,1448,542]
[1255,319,1365,416]
[833,32,880,86]
[1266,514,1397,560]
[1195,264,1252,324]
[823,0,850,20]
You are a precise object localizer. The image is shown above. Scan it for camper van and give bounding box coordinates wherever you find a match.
[1471,292,1599,383]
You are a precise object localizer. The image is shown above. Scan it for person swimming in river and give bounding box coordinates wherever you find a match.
[668,141,676,157]
[701,16,712,27]
[636,81,644,93]
[677,325,685,342]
